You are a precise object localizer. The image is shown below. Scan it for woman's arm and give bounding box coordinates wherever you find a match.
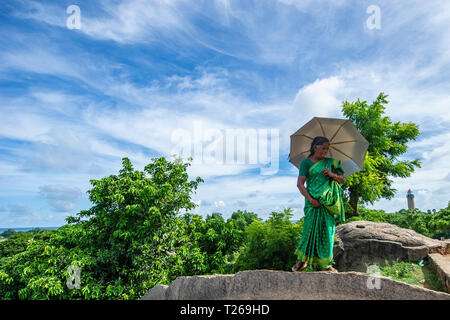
[297,176,314,202]
[331,172,345,184]
[322,167,345,184]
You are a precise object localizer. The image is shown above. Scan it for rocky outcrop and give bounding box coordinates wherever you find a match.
[333,221,450,272]
[428,253,450,293]
[141,270,450,300]
[141,221,450,300]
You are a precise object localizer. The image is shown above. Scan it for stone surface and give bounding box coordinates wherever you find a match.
[332,221,449,272]
[427,253,450,293]
[140,270,450,300]
[445,240,450,254]
[141,285,169,300]
[141,221,450,300]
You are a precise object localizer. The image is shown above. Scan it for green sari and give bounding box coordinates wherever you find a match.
[294,157,345,270]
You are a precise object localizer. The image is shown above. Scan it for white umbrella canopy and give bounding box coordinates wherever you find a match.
[289,117,369,177]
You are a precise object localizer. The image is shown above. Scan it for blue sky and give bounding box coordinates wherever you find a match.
[1,0,450,227]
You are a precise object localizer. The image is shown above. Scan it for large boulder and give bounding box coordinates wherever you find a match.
[333,221,450,272]
[140,270,450,300]
[428,253,450,293]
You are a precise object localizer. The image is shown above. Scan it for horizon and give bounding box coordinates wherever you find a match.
[1,204,445,230]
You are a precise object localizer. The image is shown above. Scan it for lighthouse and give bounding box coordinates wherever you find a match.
[407,189,415,210]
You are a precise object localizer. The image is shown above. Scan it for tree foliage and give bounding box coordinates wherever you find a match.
[234,208,303,272]
[341,93,421,218]
[0,156,204,299]
[346,203,450,239]
[0,229,17,239]
[0,155,448,300]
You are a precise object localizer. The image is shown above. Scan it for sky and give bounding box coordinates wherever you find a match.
[1,0,450,228]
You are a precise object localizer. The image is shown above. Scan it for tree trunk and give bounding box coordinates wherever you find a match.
[347,186,360,219]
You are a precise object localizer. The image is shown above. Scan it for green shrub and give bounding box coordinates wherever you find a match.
[234,208,302,272]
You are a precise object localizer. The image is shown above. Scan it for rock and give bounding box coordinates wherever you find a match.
[427,254,450,293]
[445,240,450,254]
[140,270,450,300]
[333,221,449,272]
[141,285,169,300]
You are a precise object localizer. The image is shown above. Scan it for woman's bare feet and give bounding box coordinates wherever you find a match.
[324,266,338,273]
[292,261,308,272]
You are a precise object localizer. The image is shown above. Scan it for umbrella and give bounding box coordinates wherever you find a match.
[289,117,369,177]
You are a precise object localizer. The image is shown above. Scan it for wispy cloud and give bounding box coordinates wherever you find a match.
[38,185,82,212]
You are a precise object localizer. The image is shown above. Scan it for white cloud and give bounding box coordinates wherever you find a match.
[81,0,188,43]
[38,185,83,212]
[234,200,247,207]
[13,0,67,27]
[0,109,53,143]
[10,0,350,65]
[277,0,347,12]
[0,48,82,80]
[1,204,46,227]
[293,76,345,118]
[214,200,226,209]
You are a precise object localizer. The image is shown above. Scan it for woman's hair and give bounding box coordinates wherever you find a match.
[308,136,330,157]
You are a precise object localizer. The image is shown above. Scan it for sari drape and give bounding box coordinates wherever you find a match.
[294,157,345,270]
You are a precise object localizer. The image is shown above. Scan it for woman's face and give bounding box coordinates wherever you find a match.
[314,142,330,158]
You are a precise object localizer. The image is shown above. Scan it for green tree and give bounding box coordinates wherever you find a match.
[234,208,302,272]
[227,210,260,231]
[345,202,450,239]
[0,156,205,300]
[0,229,56,258]
[0,229,16,239]
[341,93,421,218]
[345,206,389,223]
[180,212,247,274]
[66,156,204,298]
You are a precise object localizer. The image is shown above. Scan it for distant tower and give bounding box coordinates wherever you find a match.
[407,189,415,210]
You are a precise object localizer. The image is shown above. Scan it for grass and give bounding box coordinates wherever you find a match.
[364,259,444,292]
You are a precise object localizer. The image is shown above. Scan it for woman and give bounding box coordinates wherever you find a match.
[291,136,346,273]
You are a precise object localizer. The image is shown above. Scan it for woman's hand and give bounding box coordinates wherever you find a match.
[309,198,322,207]
[322,167,333,177]
[323,166,345,184]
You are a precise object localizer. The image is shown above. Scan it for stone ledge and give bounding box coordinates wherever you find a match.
[427,253,450,293]
[333,221,449,272]
[140,270,450,300]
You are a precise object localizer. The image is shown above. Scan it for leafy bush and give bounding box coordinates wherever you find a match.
[234,208,302,272]
[0,229,56,258]
[0,154,448,300]
[0,156,204,300]
[179,211,259,275]
[0,229,17,239]
[345,204,450,239]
